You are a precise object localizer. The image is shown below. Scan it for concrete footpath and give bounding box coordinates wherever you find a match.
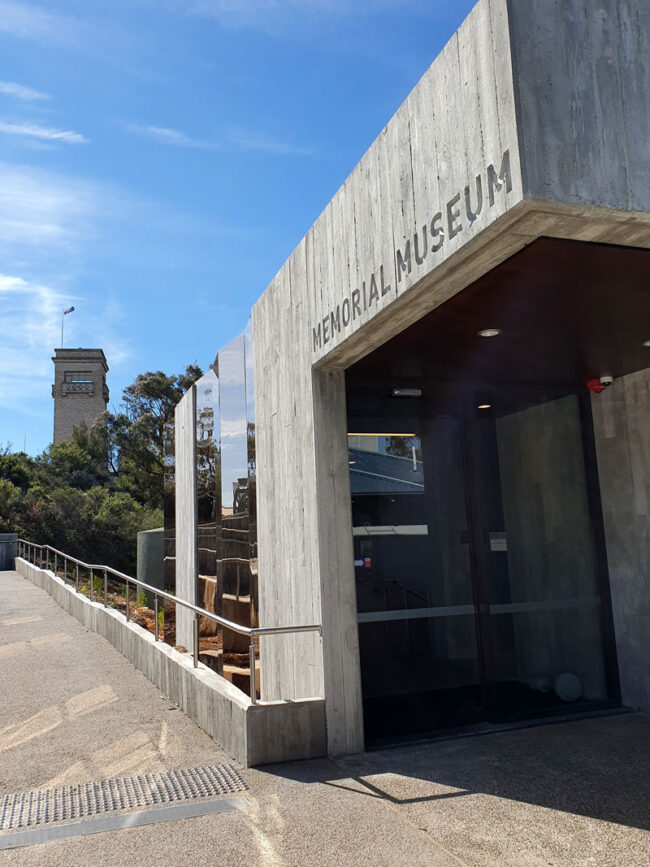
[1,569,649,866]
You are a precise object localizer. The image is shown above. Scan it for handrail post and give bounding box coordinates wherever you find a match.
[193,613,198,668]
[125,581,130,622]
[104,569,108,607]
[89,567,93,600]
[45,548,49,571]
[76,563,80,594]
[154,596,159,642]
[249,641,257,704]
[54,552,57,576]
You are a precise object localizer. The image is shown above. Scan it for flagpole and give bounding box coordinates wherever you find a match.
[61,310,64,347]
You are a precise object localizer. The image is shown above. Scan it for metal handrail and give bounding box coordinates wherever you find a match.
[17,539,321,706]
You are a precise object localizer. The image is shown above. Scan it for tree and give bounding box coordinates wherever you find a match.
[99,364,203,509]
[0,363,198,574]
[38,440,98,489]
[0,451,34,491]
[385,435,421,461]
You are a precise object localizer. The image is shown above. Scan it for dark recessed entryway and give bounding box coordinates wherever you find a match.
[345,238,649,744]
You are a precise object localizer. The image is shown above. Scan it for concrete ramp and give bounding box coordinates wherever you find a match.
[8,562,326,767]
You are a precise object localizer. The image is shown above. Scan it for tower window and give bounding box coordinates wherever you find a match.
[64,371,93,383]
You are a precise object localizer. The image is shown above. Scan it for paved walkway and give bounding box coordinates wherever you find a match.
[1,569,649,866]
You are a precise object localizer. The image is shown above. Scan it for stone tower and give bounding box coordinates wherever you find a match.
[51,348,109,444]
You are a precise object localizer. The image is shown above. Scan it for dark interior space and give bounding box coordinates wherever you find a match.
[345,237,649,744]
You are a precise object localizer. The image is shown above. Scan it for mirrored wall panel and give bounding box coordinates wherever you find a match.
[162,419,176,644]
[216,330,258,696]
[174,324,258,697]
[195,367,221,670]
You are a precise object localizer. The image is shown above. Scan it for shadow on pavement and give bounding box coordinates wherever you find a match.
[260,712,650,832]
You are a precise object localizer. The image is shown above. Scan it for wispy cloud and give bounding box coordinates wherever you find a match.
[0,2,158,81]
[0,121,88,144]
[227,126,311,156]
[127,124,215,150]
[0,273,130,427]
[0,81,50,101]
[0,1,82,45]
[0,163,96,280]
[0,273,67,415]
[126,121,311,156]
[175,0,411,36]
[0,167,104,436]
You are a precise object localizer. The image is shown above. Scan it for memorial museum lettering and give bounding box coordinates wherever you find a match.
[312,149,512,353]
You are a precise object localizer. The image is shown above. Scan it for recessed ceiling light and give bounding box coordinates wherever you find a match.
[642,339,650,347]
[391,387,422,397]
[478,328,502,338]
[478,404,491,410]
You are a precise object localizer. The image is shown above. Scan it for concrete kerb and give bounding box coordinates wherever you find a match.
[13,558,326,768]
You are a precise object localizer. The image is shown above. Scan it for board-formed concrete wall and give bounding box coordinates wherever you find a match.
[592,369,650,712]
[251,0,650,755]
[175,387,197,650]
[508,0,650,215]
[253,0,526,755]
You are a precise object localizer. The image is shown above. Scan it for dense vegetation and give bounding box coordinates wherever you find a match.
[0,364,202,574]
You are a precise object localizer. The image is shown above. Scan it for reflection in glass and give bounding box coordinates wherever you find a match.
[486,393,610,716]
[162,420,176,645]
[244,320,257,631]
[349,426,482,739]
[195,367,221,672]
[347,386,618,743]
[194,325,258,698]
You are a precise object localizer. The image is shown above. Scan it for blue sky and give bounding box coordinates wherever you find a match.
[0,0,475,455]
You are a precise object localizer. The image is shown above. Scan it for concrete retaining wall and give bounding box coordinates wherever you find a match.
[14,557,326,767]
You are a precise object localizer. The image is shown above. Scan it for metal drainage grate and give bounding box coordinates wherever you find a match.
[0,765,246,832]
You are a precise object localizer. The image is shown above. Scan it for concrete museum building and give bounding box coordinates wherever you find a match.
[169,0,650,762]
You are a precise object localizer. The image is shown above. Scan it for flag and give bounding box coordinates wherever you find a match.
[63,306,75,315]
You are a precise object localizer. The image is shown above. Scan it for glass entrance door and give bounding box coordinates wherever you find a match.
[349,423,483,740]
[466,391,617,724]
[348,388,619,744]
